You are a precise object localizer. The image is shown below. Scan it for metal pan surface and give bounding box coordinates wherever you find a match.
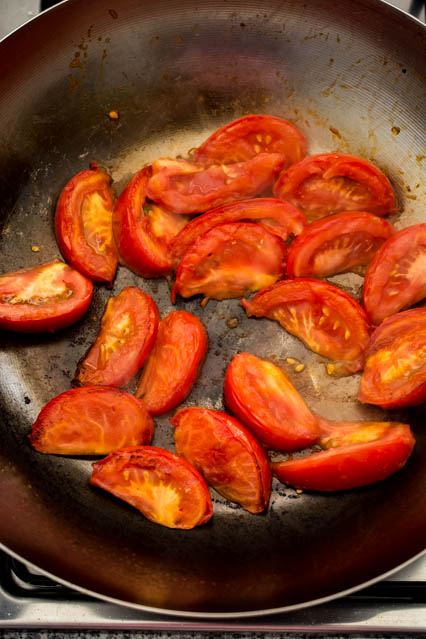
[0,0,425,616]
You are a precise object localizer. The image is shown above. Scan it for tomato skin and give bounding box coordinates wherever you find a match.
[286,211,395,278]
[29,386,154,455]
[0,259,93,333]
[171,407,271,514]
[55,162,118,283]
[90,446,213,529]
[136,311,207,415]
[172,222,287,304]
[113,167,190,278]
[274,153,396,220]
[272,421,415,492]
[146,154,286,214]
[358,308,426,409]
[241,278,370,376]
[171,198,306,267]
[193,114,306,167]
[224,353,320,451]
[74,286,159,388]
[362,223,426,326]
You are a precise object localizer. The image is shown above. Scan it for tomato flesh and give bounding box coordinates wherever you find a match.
[55,162,118,283]
[136,311,207,415]
[74,286,159,388]
[172,407,271,514]
[287,211,395,278]
[358,308,426,409]
[363,223,426,326]
[0,259,93,332]
[171,198,306,267]
[30,386,154,455]
[193,114,306,167]
[90,446,213,529]
[224,352,320,451]
[146,154,286,214]
[113,166,190,278]
[241,278,370,376]
[172,222,287,304]
[272,420,415,491]
[274,153,395,220]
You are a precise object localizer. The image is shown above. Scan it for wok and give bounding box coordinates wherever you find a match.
[0,0,425,617]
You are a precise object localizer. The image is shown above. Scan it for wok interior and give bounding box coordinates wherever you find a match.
[0,0,425,615]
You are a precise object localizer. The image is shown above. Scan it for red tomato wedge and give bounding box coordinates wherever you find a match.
[358,308,426,409]
[272,420,415,492]
[193,114,306,167]
[287,211,395,278]
[146,154,285,214]
[55,162,118,283]
[363,223,426,326]
[172,407,271,514]
[0,259,93,333]
[136,311,207,415]
[172,222,287,304]
[113,167,190,278]
[74,286,159,388]
[224,353,320,451]
[90,446,213,529]
[29,386,154,455]
[241,279,370,376]
[273,153,396,220]
[171,198,306,267]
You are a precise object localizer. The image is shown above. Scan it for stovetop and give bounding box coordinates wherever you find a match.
[1,549,425,632]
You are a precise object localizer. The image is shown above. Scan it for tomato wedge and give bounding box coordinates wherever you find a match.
[55,162,118,283]
[272,420,415,492]
[113,166,190,278]
[74,286,159,388]
[274,153,396,220]
[171,198,306,267]
[172,222,287,304]
[241,279,370,376]
[193,114,306,167]
[29,386,154,455]
[171,407,271,514]
[136,311,207,415]
[287,211,395,278]
[0,259,93,333]
[363,223,426,326]
[146,154,285,214]
[358,308,426,409]
[224,353,320,451]
[90,446,213,529]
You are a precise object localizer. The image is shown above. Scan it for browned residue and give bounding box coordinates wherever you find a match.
[329,126,341,139]
[109,9,118,19]
[69,52,83,69]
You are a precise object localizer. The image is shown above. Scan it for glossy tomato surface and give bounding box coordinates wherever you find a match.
[136,311,207,415]
[171,198,306,266]
[55,162,118,283]
[272,420,415,491]
[358,308,426,409]
[90,446,213,529]
[146,154,285,214]
[241,278,370,376]
[172,222,287,304]
[274,153,395,220]
[113,166,190,278]
[224,352,319,451]
[193,114,306,167]
[172,407,271,514]
[74,286,159,388]
[287,211,395,278]
[29,386,154,455]
[0,259,93,333]
[363,223,426,326]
